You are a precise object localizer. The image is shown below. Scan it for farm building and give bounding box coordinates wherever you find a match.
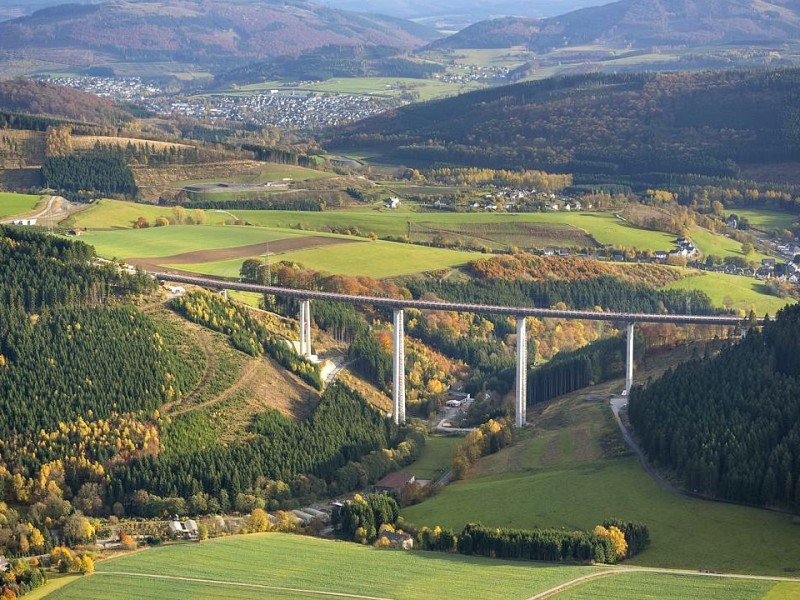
[385,197,401,209]
[168,519,199,540]
[11,218,37,226]
[374,472,415,494]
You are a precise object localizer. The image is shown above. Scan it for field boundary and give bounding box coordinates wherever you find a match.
[90,571,394,600]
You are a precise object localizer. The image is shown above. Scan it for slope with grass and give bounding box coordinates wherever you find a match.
[402,355,800,576]
[0,191,40,219]
[43,533,596,600]
[170,239,477,279]
[666,271,791,315]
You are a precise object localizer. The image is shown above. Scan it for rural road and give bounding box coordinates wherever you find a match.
[609,395,683,496]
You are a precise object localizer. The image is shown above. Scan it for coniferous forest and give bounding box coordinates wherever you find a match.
[629,305,800,509]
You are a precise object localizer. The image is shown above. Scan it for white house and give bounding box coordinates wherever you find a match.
[385,197,401,209]
[11,218,37,226]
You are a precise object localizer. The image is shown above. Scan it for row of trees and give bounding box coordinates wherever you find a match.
[415,519,649,564]
[629,305,800,510]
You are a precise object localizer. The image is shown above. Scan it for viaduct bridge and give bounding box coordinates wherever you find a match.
[152,272,755,428]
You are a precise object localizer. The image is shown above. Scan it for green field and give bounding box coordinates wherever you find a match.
[689,226,769,261]
[557,571,781,599]
[728,209,797,232]
[0,191,40,219]
[80,225,307,259]
[406,435,461,480]
[43,533,597,600]
[171,239,477,278]
[175,163,334,186]
[402,389,800,576]
[666,271,791,315]
[234,209,677,250]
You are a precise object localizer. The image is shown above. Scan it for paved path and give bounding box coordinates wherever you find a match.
[93,571,393,600]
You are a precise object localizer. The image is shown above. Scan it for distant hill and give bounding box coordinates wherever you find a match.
[0,0,439,74]
[434,0,800,50]
[0,77,132,125]
[331,68,800,178]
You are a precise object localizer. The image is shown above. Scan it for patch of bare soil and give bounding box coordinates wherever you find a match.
[125,235,361,271]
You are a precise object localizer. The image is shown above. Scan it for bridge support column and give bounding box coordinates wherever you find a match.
[299,299,312,358]
[516,316,527,428]
[220,289,228,300]
[393,308,406,425]
[625,322,635,395]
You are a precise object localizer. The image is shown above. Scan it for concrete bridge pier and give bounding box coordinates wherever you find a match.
[299,299,312,358]
[515,316,528,428]
[220,289,228,300]
[625,322,635,395]
[393,308,406,425]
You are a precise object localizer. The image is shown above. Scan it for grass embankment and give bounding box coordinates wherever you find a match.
[43,533,596,600]
[0,191,41,219]
[402,356,800,576]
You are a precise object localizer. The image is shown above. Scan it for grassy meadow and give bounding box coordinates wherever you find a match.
[170,239,477,279]
[728,209,797,232]
[667,271,791,315]
[80,225,306,259]
[405,435,461,481]
[0,191,41,219]
[43,533,597,600]
[402,388,800,576]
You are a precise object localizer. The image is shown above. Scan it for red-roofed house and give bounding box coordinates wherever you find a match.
[373,472,415,494]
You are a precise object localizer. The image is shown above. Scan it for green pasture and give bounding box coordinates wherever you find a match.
[66,200,184,229]
[43,533,596,600]
[402,392,800,576]
[234,209,676,250]
[170,239,476,278]
[406,435,461,481]
[445,47,535,68]
[557,571,779,599]
[174,163,333,186]
[0,192,41,219]
[80,225,305,259]
[666,271,791,315]
[689,227,769,261]
[728,209,797,232]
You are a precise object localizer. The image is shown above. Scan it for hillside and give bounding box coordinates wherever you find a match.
[0,78,133,125]
[629,304,800,509]
[433,0,800,50]
[0,0,439,74]
[332,68,800,178]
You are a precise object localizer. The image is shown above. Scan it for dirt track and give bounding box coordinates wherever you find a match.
[126,235,360,271]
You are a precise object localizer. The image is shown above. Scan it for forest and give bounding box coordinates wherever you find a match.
[110,383,424,514]
[629,305,800,510]
[332,69,800,182]
[41,147,138,197]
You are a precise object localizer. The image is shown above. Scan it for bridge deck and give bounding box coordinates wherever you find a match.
[151,272,755,326]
